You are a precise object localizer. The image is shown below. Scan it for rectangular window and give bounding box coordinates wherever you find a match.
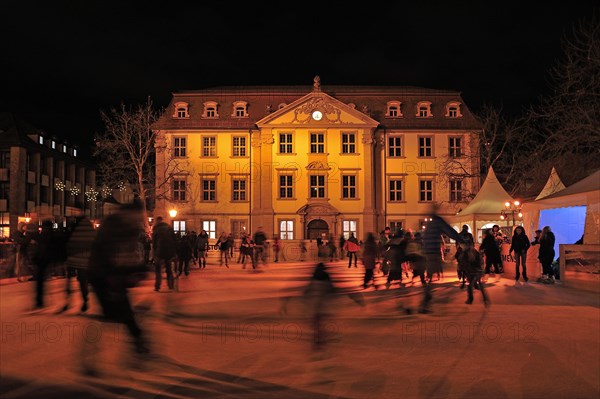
[389,106,398,117]
[231,219,248,239]
[206,108,216,118]
[419,179,433,202]
[389,221,403,234]
[280,220,294,240]
[0,182,9,199]
[38,136,44,145]
[310,133,325,153]
[232,136,247,157]
[279,175,294,199]
[202,136,217,157]
[203,220,216,239]
[448,107,458,117]
[232,179,247,201]
[177,109,187,118]
[202,179,216,201]
[389,179,403,202]
[173,220,186,234]
[449,137,462,158]
[173,137,186,157]
[62,144,67,153]
[342,220,357,240]
[341,133,356,154]
[419,107,428,117]
[279,133,293,154]
[388,136,402,157]
[51,140,56,149]
[40,186,49,203]
[342,175,356,199]
[450,179,463,202]
[309,175,325,198]
[173,179,186,201]
[235,107,245,117]
[418,137,433,157]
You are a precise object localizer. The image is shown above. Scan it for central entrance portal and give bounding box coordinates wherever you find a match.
[307,219,329,241]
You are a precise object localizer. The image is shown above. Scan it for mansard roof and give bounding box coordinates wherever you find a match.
[152,85,483,131]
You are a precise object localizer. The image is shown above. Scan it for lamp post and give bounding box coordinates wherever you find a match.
[500,200,522,227]
[168,209,177,219]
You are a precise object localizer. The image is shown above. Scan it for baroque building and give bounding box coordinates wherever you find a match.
[152,77,482,243]
[0,113,99,236]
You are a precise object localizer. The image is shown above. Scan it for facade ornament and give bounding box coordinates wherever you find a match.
[313,75,321,92]
[306,161,331,170]
[291,97,344,124]
[362,133,375,145]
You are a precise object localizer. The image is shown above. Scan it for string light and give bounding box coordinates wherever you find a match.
[102,186,112,197]
[55,180,65,191]
[85,187,99,202]
[70,186,81,196]
[117,181,126,192]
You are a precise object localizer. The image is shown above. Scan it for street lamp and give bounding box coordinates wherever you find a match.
[500,200,522,226]
[169,209,177,218]
[24,212,31,223]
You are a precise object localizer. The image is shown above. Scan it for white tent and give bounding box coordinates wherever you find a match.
[522,169,600,253]
[451,166,516,242]
[535,166,566,200]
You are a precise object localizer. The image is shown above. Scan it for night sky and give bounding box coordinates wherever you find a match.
[2,1,598,158]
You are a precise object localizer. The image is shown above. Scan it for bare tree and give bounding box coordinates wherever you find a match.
[94,97,186,232]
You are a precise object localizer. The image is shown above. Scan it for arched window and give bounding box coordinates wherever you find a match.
[416,101,432,118]
[232,101,248,118]
[445,101,463,118]
[386,101,402,117]
[172,102,189,118]
[203,101,219,118]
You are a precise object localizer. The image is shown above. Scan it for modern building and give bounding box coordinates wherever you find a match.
[152,77,482,244]
[0,112,99,236]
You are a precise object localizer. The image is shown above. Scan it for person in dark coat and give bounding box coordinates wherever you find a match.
[384,228,407,288]
[361,233,378,289]
[197,229,209,268]
[176,233,193,277]
[509,226,531,282]
[480,229,503,275]
[455,225,474,288]
[152,216,176,291]
[32,220,55,309]
[538,226,556,283]
[460,242,489,306]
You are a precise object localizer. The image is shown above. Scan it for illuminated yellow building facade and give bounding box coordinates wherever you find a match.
[153,78,482,243]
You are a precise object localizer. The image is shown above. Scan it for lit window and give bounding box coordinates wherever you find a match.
[173,220,186,234]
[232,179,247,201]
[309,175,326,198]
[342,175,356,199]
[386,101,402,117]
[279,133,293,154]
[173,179,186,201]
[416,101,432,117]
[388,136,402,157]
[51,140,56,149]
[389,221,403,234]
[73,148,77,157]
[173,137,187,157]
[280,220,294,240]
[202,179,216,201]
[38,136,44,145]
[450,179,463,202]
[389,179,403,202]
[279,175,294,199]
[418,136,433,157]
[173,102,189,118]
[232,101,248,117]
[62,144,67,153]
[310,133,325,153]
[203,101,219,118]
[231,220,247,239]
[419,179,434,202]
[202,136,216,157]
[342,220,357,239]
[449,137,462,158]
[232,136,247,157]
[203,220,216,239]
[341,133,356,154]
[445,102,462,118]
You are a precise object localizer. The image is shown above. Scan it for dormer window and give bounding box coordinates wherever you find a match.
[203,101,219,118]
[73,148,78,157]
[386,101,403,117]
[445,102,463,118]
[172,102,189,119]
[51,140,56,149]
[232,101,248,118]
[416,101,432,118]
[38,135,44,145]
[62,144,67,153]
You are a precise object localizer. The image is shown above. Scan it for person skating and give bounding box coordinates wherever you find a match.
[509,226,531,282]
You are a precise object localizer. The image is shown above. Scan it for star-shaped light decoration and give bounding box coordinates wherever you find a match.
[70,185,81,196]
[85,187,99,202]
[55,180,65,191]
[101,186,112,198]
[117,181,126,192]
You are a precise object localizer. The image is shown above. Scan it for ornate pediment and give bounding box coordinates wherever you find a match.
[306,161,331,170]
[297,202,340,216]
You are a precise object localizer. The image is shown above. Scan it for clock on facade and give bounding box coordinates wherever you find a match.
[311,110,323,121]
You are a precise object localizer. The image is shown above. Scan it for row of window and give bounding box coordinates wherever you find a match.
[172,134,464,158]
[172,101,463,119]
[36,135,78,157]
[172,176,464,202]
[171,219,359,241]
